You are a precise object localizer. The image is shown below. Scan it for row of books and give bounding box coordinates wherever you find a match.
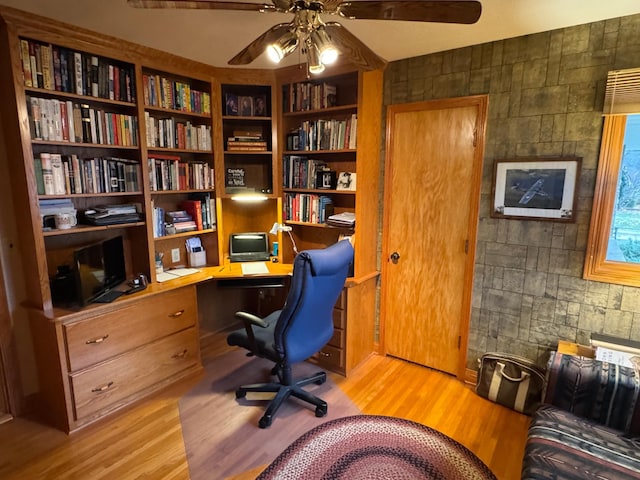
[19,38,136,102]
[142,74,211,114]
[283,193,334,224]
[152,193,215,237]
[148,156,214,192]
[144,113,211,151]
[283,81,337,112]
[283,155,329,189]
[27,95,138,147]
[286,115,357,151]
[35,153,140,195]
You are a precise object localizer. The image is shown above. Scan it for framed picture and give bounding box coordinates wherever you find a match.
[238,96,254,116]
[225,167,246,188]
[336,172,356,191]
[491,157,581,222]
[254,94,267,117]
[225,93,238,116]
[315,170,336,189]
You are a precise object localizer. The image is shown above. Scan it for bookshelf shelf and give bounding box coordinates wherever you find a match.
[154,228,216,241]
[285,220,354,230]
[283,149,356,155]
[25,87,136,107]
[42,221,145,236]
[150,188,215,195]
[222,115,271,121]
[38,191,143,199]
[144,105,211,119]
[282,104,357,117]
[32,140,140,149]
[284,188,355,195]
[147,147,212,154]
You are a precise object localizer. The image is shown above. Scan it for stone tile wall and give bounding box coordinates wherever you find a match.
[383,14,640,368]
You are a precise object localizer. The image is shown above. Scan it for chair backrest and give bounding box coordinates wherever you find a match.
[274,239,354,364]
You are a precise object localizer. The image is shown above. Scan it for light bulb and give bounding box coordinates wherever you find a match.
[266,32,298,63]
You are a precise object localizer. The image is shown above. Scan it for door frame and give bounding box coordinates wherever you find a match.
[379,95,488,379]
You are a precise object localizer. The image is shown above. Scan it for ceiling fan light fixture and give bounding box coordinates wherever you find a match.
[311,28,338,65]
[306,44,325,74]
[266,31,298,63]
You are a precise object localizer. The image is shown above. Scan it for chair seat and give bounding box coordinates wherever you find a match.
[227,310,281,361]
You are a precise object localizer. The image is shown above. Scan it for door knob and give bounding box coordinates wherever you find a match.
[390,252,400,264]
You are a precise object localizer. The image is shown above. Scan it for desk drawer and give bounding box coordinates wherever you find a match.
[328,328,344,349]
[65,287,197,372]
[71,327,198,420]
[314,344,344,370]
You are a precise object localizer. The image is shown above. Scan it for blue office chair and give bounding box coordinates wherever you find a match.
[227,239,354,428]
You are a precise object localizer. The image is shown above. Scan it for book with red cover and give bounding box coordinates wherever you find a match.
[180,200,203,230]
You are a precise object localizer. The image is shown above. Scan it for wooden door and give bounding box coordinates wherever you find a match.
[381,96,487,378]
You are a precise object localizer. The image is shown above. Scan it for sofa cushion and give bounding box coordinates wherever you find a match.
[522,404,640,480]
[544,351,640,435]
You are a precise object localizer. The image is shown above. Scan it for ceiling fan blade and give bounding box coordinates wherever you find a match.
[336,1,481,24]
[228,23,292,65]
[127,0,278,12]
[325,22,386,71]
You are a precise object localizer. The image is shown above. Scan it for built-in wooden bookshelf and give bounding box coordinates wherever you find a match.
[142,68,218,274]
[276,65,383,375]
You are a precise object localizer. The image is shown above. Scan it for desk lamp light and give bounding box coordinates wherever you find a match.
[270,222,298,255]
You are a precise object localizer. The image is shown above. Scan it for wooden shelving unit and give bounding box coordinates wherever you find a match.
[276,64,384,375]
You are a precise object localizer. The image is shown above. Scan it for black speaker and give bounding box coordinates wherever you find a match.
[50,265,79,307]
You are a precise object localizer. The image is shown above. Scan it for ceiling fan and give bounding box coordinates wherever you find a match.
[127,0,482,74]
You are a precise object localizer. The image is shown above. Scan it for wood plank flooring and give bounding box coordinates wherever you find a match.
[0,332,530,479]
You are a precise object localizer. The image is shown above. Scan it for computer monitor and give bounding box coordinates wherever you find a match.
[229,232,270,262]
[73,235,126,305]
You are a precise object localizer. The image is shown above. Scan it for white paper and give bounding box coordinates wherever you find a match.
[241,262,269,275]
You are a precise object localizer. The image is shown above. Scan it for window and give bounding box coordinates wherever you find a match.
[584,68,640,287]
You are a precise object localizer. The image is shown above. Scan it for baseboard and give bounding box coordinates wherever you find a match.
[464,368,477,386]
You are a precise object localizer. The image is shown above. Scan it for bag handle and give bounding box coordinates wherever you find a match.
[496,362,530,382]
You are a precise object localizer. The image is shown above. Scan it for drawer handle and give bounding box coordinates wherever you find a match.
[91,381,114,393]
[319,351,331,357]
[172,349,188,359]
[86,334,109,345]
[169,310,185,318]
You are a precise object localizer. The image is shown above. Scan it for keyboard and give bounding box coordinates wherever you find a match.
[93,289,125,303]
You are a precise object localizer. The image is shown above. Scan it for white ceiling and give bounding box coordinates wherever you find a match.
[1,0,640,70]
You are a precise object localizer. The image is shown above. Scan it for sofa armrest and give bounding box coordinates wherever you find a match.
[544,351,640,435]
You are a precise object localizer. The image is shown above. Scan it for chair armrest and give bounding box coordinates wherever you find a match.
[235,311,268,328]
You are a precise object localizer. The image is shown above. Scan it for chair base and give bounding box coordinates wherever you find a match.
[236,371,328,428]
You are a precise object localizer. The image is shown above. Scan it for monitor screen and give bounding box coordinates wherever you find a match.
[74,235,126,305]
[229,232,270,262]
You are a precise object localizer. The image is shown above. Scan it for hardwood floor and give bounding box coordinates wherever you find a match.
[0,332,530,479]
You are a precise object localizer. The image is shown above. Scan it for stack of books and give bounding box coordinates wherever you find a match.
[327,211,355,228]
[83,203,141,225]
[165,210,197,233]
[226,129,267,152]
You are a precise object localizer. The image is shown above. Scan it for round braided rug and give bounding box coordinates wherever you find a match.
[257,415,496,480]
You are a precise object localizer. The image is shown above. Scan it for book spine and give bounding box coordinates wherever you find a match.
[20,39,33,87]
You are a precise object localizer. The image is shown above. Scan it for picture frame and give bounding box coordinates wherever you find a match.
[315,170,336,190]
[225,93,238,116]
[238,96,254,117]
[225,167,246,188]
[336,171,356,191]
[253,94,267,117]
[491,157,581,222]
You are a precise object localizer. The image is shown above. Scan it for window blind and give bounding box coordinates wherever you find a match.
[603,67,640,115]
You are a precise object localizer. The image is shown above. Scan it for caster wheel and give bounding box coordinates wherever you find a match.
[259,415,272,428]
[314,373,327,385]
[235,389,246,399]
[315,405,327,417]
